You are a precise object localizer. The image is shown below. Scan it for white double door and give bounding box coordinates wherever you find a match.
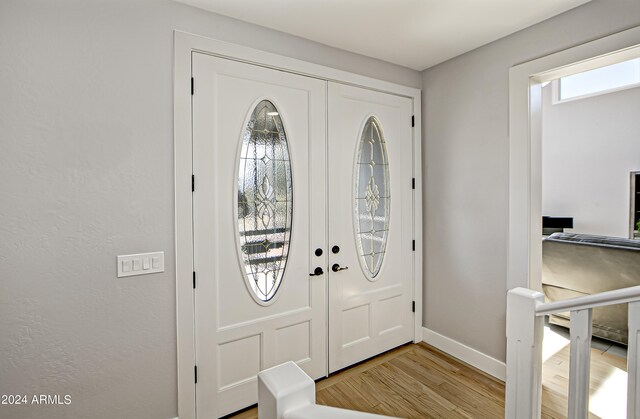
[192,52,414,418]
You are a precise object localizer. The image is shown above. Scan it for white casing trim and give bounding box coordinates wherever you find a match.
[422,327,506,381]
[508,25,640,293]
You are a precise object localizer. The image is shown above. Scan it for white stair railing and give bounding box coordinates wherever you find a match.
[506,285,640,419]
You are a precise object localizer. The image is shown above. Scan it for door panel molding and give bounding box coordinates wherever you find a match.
[175,30,422,419]
[216,307,313,333]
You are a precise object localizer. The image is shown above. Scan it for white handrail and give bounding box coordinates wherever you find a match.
[535,284,640,316]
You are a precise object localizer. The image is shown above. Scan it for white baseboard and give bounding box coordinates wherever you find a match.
[422,327,506,381]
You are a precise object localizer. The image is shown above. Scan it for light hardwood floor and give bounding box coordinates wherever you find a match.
[541,325,628,419]
[227,338,627,419]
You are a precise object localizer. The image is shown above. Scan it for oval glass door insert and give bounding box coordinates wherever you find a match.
[354,116,390,279]
[237,100,293,302]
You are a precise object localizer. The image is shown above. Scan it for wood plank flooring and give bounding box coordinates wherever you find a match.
[227,340,627,419]
[228,343,503,418]
[541,330,627,419]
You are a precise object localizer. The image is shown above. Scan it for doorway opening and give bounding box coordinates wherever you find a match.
[174,31,423,419]
[508,25,640,419]
[508,25,640,293]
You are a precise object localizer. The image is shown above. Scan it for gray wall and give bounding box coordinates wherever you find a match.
[0,1,419,419]
[421,0,640,362]
[542,83,640,238]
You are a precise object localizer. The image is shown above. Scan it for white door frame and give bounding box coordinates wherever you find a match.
[508,25,640,293]
[174,30,422,419]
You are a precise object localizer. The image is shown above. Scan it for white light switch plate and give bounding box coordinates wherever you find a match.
[117,251,164,278]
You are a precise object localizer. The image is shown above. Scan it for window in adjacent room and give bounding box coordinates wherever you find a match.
[554,57,640,102]
[631,171,640,239]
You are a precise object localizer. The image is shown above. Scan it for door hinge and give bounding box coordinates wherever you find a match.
[412,301,415,312]
[193,272,196,289]
[192,175,195,192]
[191,77,194,95]
[194,365,198,384]
[411,115,415,127]
[412,178,415,190]
[412,240,415,251]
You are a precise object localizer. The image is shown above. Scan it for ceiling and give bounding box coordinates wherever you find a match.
[178,0,591,71]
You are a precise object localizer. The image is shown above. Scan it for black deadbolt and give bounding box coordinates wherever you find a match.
[315,248,323,257]
[332,245,340,254]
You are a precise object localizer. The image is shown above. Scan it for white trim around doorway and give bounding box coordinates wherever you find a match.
[508,25,640,293]
[174,30,423,419]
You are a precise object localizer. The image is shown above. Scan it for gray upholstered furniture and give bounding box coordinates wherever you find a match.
[542,232,640,345]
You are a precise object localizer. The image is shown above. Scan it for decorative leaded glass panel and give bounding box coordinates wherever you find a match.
[237,100,293,302]
[354,116,390,279]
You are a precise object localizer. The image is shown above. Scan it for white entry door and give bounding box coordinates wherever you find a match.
[192,53,327,418]
[328,82,414,373]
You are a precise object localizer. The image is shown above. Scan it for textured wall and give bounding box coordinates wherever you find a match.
[0,1,419,419]
[542,83,640,238]
[421,0,640,362]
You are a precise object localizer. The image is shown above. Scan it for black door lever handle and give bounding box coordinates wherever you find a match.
[309,267,324,276]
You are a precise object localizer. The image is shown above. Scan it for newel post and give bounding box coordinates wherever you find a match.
[506,287,545,419]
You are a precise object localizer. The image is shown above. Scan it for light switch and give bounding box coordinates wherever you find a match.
[117,252,164,278]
